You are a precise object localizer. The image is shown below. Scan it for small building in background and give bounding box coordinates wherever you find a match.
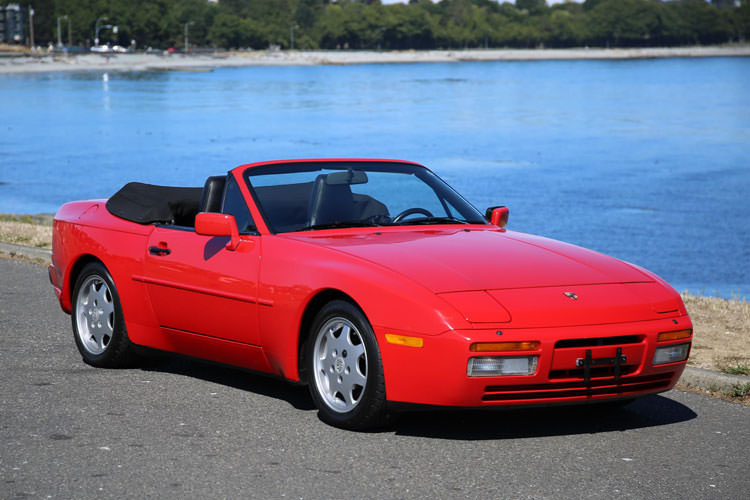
[0,4,25,44]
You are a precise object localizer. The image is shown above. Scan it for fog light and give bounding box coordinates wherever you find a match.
[467,356,538,377]
[652,343,690,366]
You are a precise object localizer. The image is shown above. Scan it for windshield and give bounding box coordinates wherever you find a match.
[243,161,488,233]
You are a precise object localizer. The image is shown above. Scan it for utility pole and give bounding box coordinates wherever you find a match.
[57,15,69,48]
[94,16,108,46]
[28,5,35,49]
[290,24,298,50]
[184,21,194,54]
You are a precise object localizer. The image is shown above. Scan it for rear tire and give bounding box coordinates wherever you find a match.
[306,300,387,430]
[71,262,135,368]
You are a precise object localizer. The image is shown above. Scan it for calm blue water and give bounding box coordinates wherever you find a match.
[1,58,749,297]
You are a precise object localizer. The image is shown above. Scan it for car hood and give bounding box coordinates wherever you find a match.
[289,227,652,294]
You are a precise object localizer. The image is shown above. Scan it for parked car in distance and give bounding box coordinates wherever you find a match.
[49,159,693,429]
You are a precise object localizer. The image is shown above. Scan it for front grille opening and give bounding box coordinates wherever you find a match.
[554,335,643,349]
[549,365,638,380]
[482,380,670,402]
[485,372,673,394]
[482,372,675,402]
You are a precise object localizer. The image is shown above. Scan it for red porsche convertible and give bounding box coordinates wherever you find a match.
[49,159,692,429]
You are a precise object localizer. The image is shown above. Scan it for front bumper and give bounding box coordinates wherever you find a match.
[377,314,692,407]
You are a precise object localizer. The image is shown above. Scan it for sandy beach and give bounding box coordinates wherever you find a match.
[1,45,749,74]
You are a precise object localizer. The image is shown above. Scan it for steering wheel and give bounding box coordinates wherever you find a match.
[392,207,434,223]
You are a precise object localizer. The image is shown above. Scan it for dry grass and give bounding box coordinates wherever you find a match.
[681,292,750,374]
[0,214,53,248]
[677,383,750,405]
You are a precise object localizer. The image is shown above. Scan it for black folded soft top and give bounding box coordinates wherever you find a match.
[105,182,202,226]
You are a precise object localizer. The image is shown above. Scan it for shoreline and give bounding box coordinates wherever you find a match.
[1,45,749,74]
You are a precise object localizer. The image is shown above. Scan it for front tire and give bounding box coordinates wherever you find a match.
[71,262,135,367]
[306,300,387,430]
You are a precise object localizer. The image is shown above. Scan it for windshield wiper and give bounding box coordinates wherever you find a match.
[299,220,383,231]
[395,216,473,226]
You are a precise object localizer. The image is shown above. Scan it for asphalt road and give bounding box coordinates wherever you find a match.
[1,258,748,499]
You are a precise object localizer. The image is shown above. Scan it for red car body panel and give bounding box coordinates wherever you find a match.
[49,159,692,408]
[294,228,651,293]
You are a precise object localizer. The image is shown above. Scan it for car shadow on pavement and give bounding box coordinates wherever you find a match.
[133,350,697,438]
[390,394,697,439]
[137,350,316,411]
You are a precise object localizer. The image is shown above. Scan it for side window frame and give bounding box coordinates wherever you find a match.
[222,174,258,235]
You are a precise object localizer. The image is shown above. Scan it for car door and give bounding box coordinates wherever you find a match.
[139,175,262,346]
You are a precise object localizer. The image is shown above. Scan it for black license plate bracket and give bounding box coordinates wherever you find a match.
[576,347,627,384]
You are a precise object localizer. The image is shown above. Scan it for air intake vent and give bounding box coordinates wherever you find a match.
[482,372,675,402]
[549,365,638,380]
[657,309,679,315]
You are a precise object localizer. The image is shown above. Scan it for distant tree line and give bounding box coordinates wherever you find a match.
[13,0,750,50]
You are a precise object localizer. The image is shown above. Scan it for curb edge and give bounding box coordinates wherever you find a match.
[0,241,52,262]
[679,366,750,392]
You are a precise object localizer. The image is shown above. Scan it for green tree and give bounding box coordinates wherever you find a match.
[6,0,745,51]
[674,0,734,44]
[588,0,660,47]
[516,0,547,16]
[208,12,264,49]
[735,2,750,41]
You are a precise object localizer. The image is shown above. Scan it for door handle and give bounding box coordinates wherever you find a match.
[149,246,171,256]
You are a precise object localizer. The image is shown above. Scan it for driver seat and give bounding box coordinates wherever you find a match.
[308,174,355,227]
[199,176,226,213]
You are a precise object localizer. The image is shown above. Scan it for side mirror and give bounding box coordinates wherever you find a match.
[195,212,240,250]
[485,206,509,228]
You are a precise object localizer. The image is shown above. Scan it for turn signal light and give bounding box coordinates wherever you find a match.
[657,329,692,342]
[385,334,424,348]
[470,341,540,352]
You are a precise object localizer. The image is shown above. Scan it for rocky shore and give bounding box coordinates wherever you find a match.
[2,45,749,74]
